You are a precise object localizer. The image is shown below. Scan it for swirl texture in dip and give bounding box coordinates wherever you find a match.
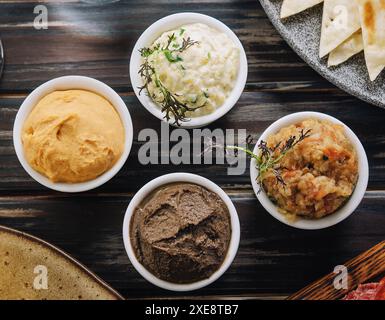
[130,183,231,284]
[22,90,124,183]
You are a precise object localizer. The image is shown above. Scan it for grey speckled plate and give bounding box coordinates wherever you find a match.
[259,0,385,108]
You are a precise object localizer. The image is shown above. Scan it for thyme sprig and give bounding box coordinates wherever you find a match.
[138,33,201,126]
[227,129,311,192]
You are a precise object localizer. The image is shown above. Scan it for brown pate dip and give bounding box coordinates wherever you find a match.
[130,183,232,284]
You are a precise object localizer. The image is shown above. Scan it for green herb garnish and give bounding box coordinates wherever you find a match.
[138,33,201,126]
[164,50,183,63]
[189,95,198,104]
[227,129,311,192]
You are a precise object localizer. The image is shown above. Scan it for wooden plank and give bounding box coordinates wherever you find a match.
[0,191,383,298]
[0,0,384,300]
[1,91,384,192]
[0,0,332,93]
[287,241,385,300]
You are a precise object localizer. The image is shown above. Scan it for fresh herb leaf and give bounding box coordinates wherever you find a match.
[138,35,201,126]
[189,94,198,104]
[178,37,199,52]
[179,28,185,36]
[165,34,176,50]
[139,47,154,58]
[164,50,183,63]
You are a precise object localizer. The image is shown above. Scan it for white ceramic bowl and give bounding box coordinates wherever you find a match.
[13,76,133,193]
[250,111,369,230]
[129,12,248,128]
[122,173,240,291]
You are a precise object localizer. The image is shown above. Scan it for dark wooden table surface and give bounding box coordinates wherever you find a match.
[0,0,384,299]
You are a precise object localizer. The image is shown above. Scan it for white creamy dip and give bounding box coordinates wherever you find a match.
[141,23,240,119]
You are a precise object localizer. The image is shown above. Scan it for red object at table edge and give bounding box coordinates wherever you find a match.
[343,276,385,300]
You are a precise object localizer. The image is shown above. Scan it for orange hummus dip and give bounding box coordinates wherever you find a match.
[22,90,124,183]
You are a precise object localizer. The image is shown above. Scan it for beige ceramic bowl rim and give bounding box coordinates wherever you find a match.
[129,12,248,128]
[250,111,369,230]
[122,172,241,291]
[13,75,133,193]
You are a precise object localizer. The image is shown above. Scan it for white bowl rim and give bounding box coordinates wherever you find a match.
[122,172,240,291]
[250,111,369,230]
[13,75,134,193]
[129,12,248,128]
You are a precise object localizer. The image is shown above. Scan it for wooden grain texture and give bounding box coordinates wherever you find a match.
[0,191,384,298]
[287,241,385,300]
[1,92,385,192]
[0,0,384,299]
[0,0,331,93]
[0,40,3,78]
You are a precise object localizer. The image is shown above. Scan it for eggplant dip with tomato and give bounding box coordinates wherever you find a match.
[262,119,358,219]
[229,118,359,220]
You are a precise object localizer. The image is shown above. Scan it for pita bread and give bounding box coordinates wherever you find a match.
[356,0,385,81]
[281,0,323,19]
[328,30,363,66]
[319,0,361,58]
